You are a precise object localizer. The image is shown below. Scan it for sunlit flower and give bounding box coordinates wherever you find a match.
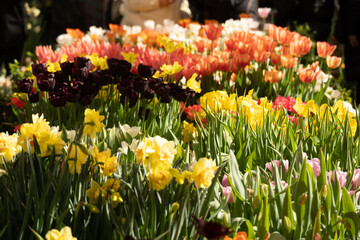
[264,66,284,83]
[191,158,218,188]
[160,36,182,53]
[66,28,84,39]
[326,55,341,69]
[0,132,21,163]
[45,226,77,240]
[290,36,312,57]
[186,73,201,93]
[121,51,139,64]
[224,231,248,240]
[202,23,223,41]
[86,178,122,205]
[317,41,336,58]
[83,109,105,139]
[135,136,176,171]
[147,168,173,191]
[160,62,184,76]
[41,127,65,157]
[169,168,192,184]
[182,121,197,143]
[91,147,118,177]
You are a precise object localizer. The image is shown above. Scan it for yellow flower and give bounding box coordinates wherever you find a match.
[87,53,108,71]
[68,145,89,175]
[83,109,105,139]
[0,132,21,163]
[160,62,184,76]
[86,178,122,205]
[92,147,118,176]
[45,226,77,240]
[41,127,65,157]
[18,114,51,153]
[191,158,218,188]
[86,181,106,205]
[60,55,68,63]
[186,73,201,93]
[110,192,123,208]
[135,136,176,171]
[121,51,139,64]
[169,168,192,184]
[47,60,61,72]
[293,98,318,118]
[160,36,183,53]
[147,168,173,191]
[182,121,197,143]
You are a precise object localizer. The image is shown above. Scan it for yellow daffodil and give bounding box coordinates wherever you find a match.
[147,168,173,191]
[68,144,89,175]
[86,178,122,205]
[121,51,139,64]
[135,136,176,171]
[86,180,106,205]
[18,114,51,153]
[0,132,21,163]
[91,147,118,177]
[83,109,105,139]
[169,168,192,184]
[191,158,217,189]
[41,127,65,156]
[186,73,201,93]
[45,226,77,240]
[182,121,197,143]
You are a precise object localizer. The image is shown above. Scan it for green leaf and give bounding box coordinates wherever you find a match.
[227,150,246,201]
[341,188,358,238]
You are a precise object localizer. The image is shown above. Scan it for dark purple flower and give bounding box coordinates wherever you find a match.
[31,63,47,76]
[107,58,131,76]
[65,86,80,102]
[74,57,91,70]
[28,91,39,103]
[137,64,156,78]
[49,90,66,107]
[192,216,232,239]
[37,73,56,91]
[117,79,134,97]
[60,61,74,76]
[133,79,149,93]
[142,89,155,99]
[78,95,94,106]
[128,91,139,108]
[17,78,33,93]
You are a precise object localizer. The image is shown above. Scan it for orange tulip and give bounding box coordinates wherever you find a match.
[202,23,223,41]
[326,55,342,69]
[264,67,284,83]
[290,36,312,57]
[66,28,85,39]
[280,54,297,69]
[271,52,281,66]
[317,41,336,58]
[223,37,237,51]
[253,50,270,63]
[224,231,249,240]
[275,26,292,45]
[109,24,127,37]
[299,62,321,83]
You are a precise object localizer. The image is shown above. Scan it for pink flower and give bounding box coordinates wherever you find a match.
[327,171,347,188]
[270,180,288,190]
[348,190,360,204]
[222,186,234,203]
[265,160,289,174]
[258,8,271,19]
[351,169,360,189]
[222,174,229,187]
[307,158,320,177]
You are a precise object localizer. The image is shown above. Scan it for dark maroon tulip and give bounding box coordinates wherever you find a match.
[107,58,131,76]
[60,61,74,76]
[49,90,66,107]
[17,78,33,93]
[65,86,80,102]
[192,216,232,239]
[31,63,47,76]
[28,91,39,103]
[137,64,156,78]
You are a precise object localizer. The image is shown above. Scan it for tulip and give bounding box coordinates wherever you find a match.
[258,7,271,19]
[317,41,336,58]
[326,55,341,69]
[202,23,223,41]
[264,67,284,83]
[17,78,34,93]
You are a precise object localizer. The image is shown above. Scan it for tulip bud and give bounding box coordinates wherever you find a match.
[299,192,308,206]
[283,216,292,232]
[321,184,327,198]
[170,202,180,214]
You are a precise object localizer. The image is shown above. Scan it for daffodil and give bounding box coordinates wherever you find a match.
[191,158,218,189]
[169,168,192,185]
[45,226,77,240]
[83,109,105,139]
[182,121,197,143]
[41,127,65,156]
[68,144,89,175]
[0,132,21,163]
[160,36,183,53]
[91,147,118,177]
[147,168,173,191]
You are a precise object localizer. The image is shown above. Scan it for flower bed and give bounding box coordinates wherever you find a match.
[1,17,359,239]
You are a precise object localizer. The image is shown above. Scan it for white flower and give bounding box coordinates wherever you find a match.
[88,26,107,41]
[56,34,75,47]
[258,8,271,19]
[144,20,155,30]
[120,124,141,138]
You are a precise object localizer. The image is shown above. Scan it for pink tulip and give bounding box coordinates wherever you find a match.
[348,190,360,204]
[222,186,234,203]
[222,174,229,187]
[265,160,289,174]
[327,171,347,188]
[351,169,360,189]
[270,180,288,190]
[258,8,271,19]
[307,158,321,177]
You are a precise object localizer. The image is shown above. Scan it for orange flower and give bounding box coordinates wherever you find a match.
[253,50,270,63]
[299,62,321,83]
[280,54,297,69]
[271,52,281,66]
[317,41,336,58]
[290,36,312,57]
[224,231,249,240]
[326,55,342,69]
[202,23,223,41]
[274,26,292,45]
[106,31,115,43]
[223,37,238,51]
[255,35,277,52]
[177,18,193,28]
[66,28,85,39]
[264,67,284,83]
[109,23,127,37]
